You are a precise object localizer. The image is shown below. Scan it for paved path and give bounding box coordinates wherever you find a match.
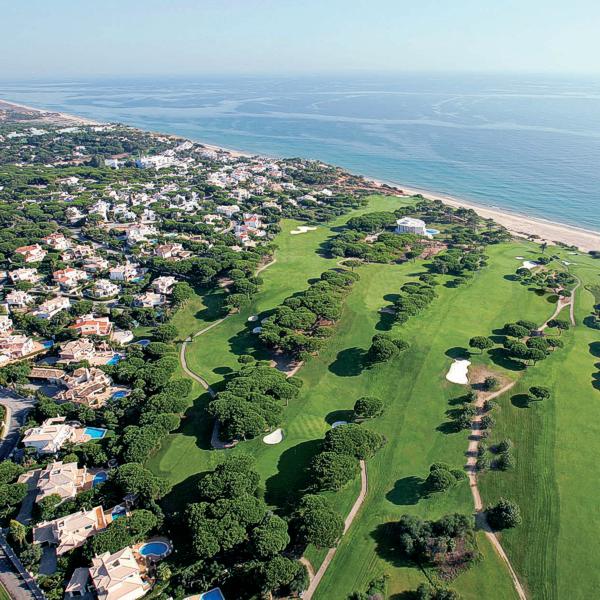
[0,534,45,600]
[569,275,581,326]
[302,460,368,600]
[0,388,37,460]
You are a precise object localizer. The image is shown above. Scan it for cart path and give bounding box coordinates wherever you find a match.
[302,460,367,600]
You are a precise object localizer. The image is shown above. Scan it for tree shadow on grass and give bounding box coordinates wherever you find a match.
[325,409,354,426]
[436,420,462,435]
[383,293,401,303]
[511,394,531,409]
[445,346,470,359]
[375,311,396,332]
[589,342,600,358]
[265,439,322,511]
[213,366,234,376]
[161,471,207,516]
[592,372,600,391]
[371,523,413,568]
[489,348,526,371]
[386,476,427,506]
[328,347,366,377]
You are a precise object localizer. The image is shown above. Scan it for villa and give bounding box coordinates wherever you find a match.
[66,546,150,600]
[33,460,88,502]
[59,338,97,363]
[134,291,165,308]
[56,367,115,408]
[136,155,173,169]
[125,224,158,245]
[15,243,47,263]
[0,315,13,336]
[151,276,177,295]
[83,256,110,273]
[22,417,76,454]
[53,267,89,289]
[43,232,71,251]
[9,267,40,284]
[109,263,141,282]
[154,243,191,260]
[0,335,35,360]
[5,290,34,309]
[33,296,71,319]
[216,204,240,218]
[33,505,109,555]
[70,314,113,337]
[92,279,120,299]
[395,217,427,235]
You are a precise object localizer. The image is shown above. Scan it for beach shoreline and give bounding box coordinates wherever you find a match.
[2,96,600,252]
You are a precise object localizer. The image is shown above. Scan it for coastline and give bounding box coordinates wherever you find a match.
[3,96,600,252]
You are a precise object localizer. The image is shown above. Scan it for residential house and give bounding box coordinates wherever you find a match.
[15,244,46,263]
[59,338,96,364]
[154,243,191,260]
[43,233,71,251]
[34,461,87,502]
[83,256,110,273]
[5,290,34,309]
[216,204,240,218]
[69,314,113,337]
[22,417,76,454]
[33,296,71,320]
[125,224,158,245]
[53,267,88,289]
[57,367,114,408]
[9,268,40,284]
[109,263,140,282]
[91,279,120,299]
[89,547,150,600]
[135,155,173,169]
[0,315,13,336]
[134,292,165,308]
[0,335,35,359]
[151,276,177,295]
[33,505,109,555]
[65,207,85,223]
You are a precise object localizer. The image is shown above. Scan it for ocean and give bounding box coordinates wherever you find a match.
[2,73,600,231]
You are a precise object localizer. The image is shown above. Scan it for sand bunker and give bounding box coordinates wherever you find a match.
[263,428,283,444]
[247,315,258,322]
[446,359,471,385]
[290,225,317,235]
[252,326,263,334]
[331,420,348,428]
[515,256,525,260]
[522,260,539,269]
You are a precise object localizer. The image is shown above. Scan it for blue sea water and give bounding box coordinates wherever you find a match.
[2,74,600,230]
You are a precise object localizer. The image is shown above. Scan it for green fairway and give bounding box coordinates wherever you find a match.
[479,252,600,599]
[149,195,600,599]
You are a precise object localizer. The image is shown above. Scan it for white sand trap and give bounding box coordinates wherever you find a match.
[263,428,283,444]
[331,420,348,428]
[561,260,573,265]
[252,326,263,334]
[522,260,539,269]
[247,315,258,322]
[290,225,318,235]
[446,359,471,385]
[515,256,525,260]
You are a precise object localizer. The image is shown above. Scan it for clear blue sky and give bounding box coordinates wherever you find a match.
[2,0,600,78]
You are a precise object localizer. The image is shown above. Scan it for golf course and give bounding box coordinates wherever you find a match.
[147,194,600,599]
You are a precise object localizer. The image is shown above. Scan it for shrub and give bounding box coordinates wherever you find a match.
[486,498,522,529]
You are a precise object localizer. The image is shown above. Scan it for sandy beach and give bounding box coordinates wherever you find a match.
[369,180,600,252]
[3,96,599,252]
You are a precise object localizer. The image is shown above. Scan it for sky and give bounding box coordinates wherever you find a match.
[1,0,600,78]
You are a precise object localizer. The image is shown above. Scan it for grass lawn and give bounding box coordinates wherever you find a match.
[479,251,600,599]
[149,194,599,599]
[0,584,10,600]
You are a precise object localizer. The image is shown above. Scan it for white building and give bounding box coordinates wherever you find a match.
[395,217,427,235]
[109,263,140,282]
[22,417,76,454]
[0,315,13,336]
[5,290,34,309]
[216,204,240,218]
[33,296,71,320]
[9,268,40,284]
[92,279,121,299]
[151,276,177,295]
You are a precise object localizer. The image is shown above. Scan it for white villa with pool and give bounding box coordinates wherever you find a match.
[395,217,427,235]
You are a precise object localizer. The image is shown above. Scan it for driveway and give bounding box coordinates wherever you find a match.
[0,388,37,461]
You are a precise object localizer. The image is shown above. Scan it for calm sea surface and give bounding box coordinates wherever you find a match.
[2,74,600,230]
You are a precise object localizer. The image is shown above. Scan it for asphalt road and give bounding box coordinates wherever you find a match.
[0,388,37,461]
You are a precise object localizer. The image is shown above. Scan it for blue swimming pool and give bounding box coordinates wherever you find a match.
[112,506,127,519]
[92,471,108,486]
[42,340,54,348]
[106,354,122,366]
[138,541,170,558]
[199,589,225,600]
[112,390,127,399]
[83,427,106,440]
[134,339,150,347]
[426,228,440,236]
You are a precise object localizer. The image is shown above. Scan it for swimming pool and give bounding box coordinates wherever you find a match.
[92,471,108,486]
[106,354,122,366]
[112,506,127,519]
[199,589,225,600]
[83,427,107,440]
[112,390,127,399]
[42,340,54,348]
[138,541,170,559]
[426,228,440,235]
[134,339,150,347]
